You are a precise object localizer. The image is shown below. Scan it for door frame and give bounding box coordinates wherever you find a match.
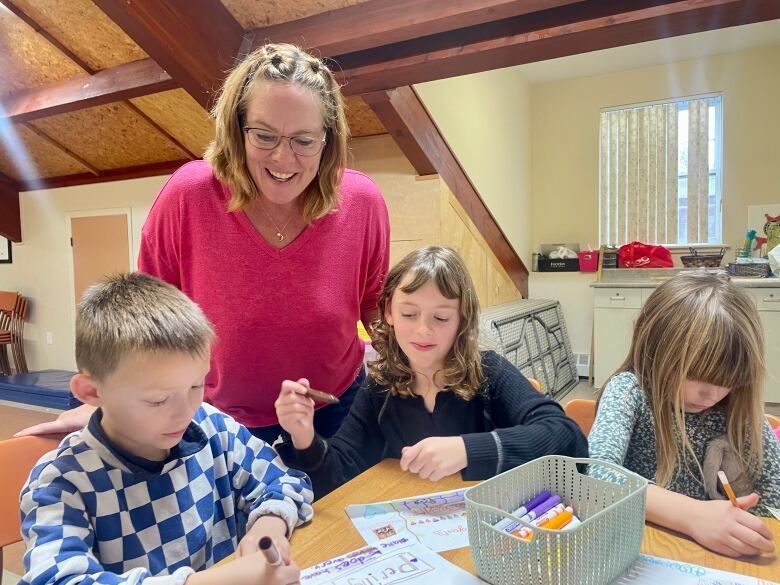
[65,207,133,338]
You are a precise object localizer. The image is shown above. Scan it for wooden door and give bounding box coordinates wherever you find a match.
[70,214,130,308]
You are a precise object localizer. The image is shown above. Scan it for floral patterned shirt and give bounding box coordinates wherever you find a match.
[588,372,780,515]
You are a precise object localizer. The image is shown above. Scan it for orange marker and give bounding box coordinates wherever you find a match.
[545,510,574,530]
[718,470,738,507]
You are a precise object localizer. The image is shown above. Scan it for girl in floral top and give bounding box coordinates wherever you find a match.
[589,272,780,558]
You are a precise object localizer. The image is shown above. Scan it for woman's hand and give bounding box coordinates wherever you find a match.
[399,436,467,481]
[275,379,316,450]
[685,494,775,557]
[237,515,290,562]
[14,403,95,437]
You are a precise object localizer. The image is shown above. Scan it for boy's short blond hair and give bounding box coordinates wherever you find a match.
[76,273,214,381]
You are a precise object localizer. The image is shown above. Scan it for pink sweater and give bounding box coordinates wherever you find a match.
[139,161,390,427]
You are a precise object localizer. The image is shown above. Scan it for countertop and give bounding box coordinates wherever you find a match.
[591,268,780,288]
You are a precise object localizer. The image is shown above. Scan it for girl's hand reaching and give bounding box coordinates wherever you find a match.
[399,436,467,481]
[275,378,316,449]
[686,494,775,557]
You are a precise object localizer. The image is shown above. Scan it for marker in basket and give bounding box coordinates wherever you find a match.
[544,509,574,530]
[521,494,562,523]
[258,536,282,567]
[494,491,551,531]
[513,504,569,538]
[306,387,340,405]
[718,470,738,507]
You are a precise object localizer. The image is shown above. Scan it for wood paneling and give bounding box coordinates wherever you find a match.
[94,0,245,110]
[0,177,21,242]
[344,96,385,137]
[0,123,93,180]
[130,89,214,158]
[28,102,189,171]
[9,0,147,71]
[250,0,580,57]
[18,159,189,191]
[224,0,368,29]
[1,59,176,124]
[336,0,780,95]
[0,8,84,96]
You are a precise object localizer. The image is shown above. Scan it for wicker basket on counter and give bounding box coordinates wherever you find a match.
[727,262,771,277]
[680,248,725,268]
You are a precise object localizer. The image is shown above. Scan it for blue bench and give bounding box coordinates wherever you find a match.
[0,370,81,410]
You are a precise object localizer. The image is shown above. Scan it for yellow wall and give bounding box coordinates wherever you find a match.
[415,69,533,267]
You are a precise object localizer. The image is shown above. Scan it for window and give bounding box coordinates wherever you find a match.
[599,95,723,246]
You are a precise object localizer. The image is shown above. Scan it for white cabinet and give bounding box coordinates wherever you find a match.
[593,285,780,404]
[593,288,642,387]
[747,289,780,403]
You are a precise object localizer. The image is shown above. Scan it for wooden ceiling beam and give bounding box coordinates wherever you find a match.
[1,59,176,123]
[21,123,100,176]
[17,159,189,192]
[0,175,22,242]
[251,0,583,57]
[364,87,528,297]
[336,0,780,95]
[94,0,246,110]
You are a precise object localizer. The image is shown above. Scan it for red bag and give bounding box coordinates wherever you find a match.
[618,241,673,268]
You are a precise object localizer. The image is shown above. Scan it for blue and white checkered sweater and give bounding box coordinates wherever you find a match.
[19,403,314,585]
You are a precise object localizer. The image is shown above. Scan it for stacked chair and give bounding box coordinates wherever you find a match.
[0,291,28,375]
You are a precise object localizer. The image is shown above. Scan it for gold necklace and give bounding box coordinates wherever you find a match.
[256,201,294,242]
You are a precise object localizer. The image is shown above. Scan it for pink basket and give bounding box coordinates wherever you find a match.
[578,250,600,272]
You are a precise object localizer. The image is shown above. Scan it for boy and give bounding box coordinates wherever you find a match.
[19,273,312,585]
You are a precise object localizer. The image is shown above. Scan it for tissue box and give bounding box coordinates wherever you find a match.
[538,243,581,272]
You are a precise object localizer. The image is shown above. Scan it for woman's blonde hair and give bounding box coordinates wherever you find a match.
[608,272,766,488]
[369,246,483,399]
[205,43,349,221]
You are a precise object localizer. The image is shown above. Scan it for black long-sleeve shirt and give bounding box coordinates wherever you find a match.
[276,351,588,499]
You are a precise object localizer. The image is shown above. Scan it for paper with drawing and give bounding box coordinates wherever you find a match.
[346,488,468,552]
[300,535,484,585]
[613,554,778,585]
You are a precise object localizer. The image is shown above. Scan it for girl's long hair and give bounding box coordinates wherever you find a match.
[369,246,483,399]
[603,272,765,488]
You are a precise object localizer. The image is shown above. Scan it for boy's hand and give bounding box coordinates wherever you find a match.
[238,515,290,562]
[399,436,467,481]
[685,494,775,557]
[275,379,316,449]
[186,551,300,585]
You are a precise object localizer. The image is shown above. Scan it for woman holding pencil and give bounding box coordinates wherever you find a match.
[588,273,780,558]
[16,43,390,444]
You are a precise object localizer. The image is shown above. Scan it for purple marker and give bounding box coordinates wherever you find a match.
[495,490,551,532]
[520,494,562,523]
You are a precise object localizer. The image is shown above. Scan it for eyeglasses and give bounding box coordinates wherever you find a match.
[243,128,326,157]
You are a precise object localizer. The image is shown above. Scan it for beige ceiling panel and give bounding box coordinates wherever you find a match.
[11,0,148,71]
[223,0,369,28]
[0,124,92,180]
[345,96,386,137]
[130,89,215,158]
[28,103,190,171]
[0,10,85,96]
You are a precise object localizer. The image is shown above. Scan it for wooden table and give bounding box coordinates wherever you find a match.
[291,459,780,580]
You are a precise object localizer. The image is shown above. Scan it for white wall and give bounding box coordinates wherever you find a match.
[0,176,167,370]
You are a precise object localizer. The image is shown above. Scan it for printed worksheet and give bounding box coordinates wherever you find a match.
[345,487,468,552]
[300,535,485,585]
[613,553,778,585]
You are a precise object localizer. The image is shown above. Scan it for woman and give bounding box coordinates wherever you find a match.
[18,44,390,443]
